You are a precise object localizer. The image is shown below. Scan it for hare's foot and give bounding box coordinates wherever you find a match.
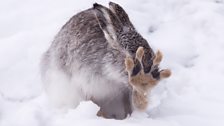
[95,88,132,120]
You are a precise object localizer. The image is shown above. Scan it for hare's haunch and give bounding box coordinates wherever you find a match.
[41,2,171,120]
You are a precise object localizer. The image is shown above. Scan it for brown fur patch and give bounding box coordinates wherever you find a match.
[129,72,157,93]
[130,73,157,86]
[97,108,104,117]
[136,46,144,61]
[97,108,111,119]
[160,69,171,79]
[153,50,163,65]
[125,57,134,74]
[132,90,148,111]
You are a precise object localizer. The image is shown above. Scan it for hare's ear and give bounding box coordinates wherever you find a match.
[93,3,122,46]
[109,2,135,31]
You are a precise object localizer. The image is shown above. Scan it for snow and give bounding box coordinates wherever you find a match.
[1,0,224,126]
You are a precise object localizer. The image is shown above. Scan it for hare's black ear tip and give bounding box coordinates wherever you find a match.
[109,1,114,5]
[93,3,100,8]
[109,1,117,6]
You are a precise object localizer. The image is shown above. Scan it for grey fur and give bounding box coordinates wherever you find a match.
[41,2,157,119]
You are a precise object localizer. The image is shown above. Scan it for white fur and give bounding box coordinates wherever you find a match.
[43,61,82,109]
[43,59,127,110]
[103,63,127,84]
[101,9,117,41]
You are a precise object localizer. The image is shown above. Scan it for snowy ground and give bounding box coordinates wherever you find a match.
[1,0,224,126]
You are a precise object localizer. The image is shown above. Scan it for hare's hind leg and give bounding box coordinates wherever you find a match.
[43,67,83,109]
[95,87,132,120]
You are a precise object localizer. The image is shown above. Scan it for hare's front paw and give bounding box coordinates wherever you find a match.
[124,47,171,111]
[132,91,148,111]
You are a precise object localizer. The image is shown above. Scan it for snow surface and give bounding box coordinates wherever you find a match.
[1,0,224,126]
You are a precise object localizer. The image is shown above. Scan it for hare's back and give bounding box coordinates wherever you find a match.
[50,9,123,75]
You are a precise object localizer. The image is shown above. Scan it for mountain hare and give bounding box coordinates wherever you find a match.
[41,2,171,119]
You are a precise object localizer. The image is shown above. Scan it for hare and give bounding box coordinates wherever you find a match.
[41,2,171,120]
